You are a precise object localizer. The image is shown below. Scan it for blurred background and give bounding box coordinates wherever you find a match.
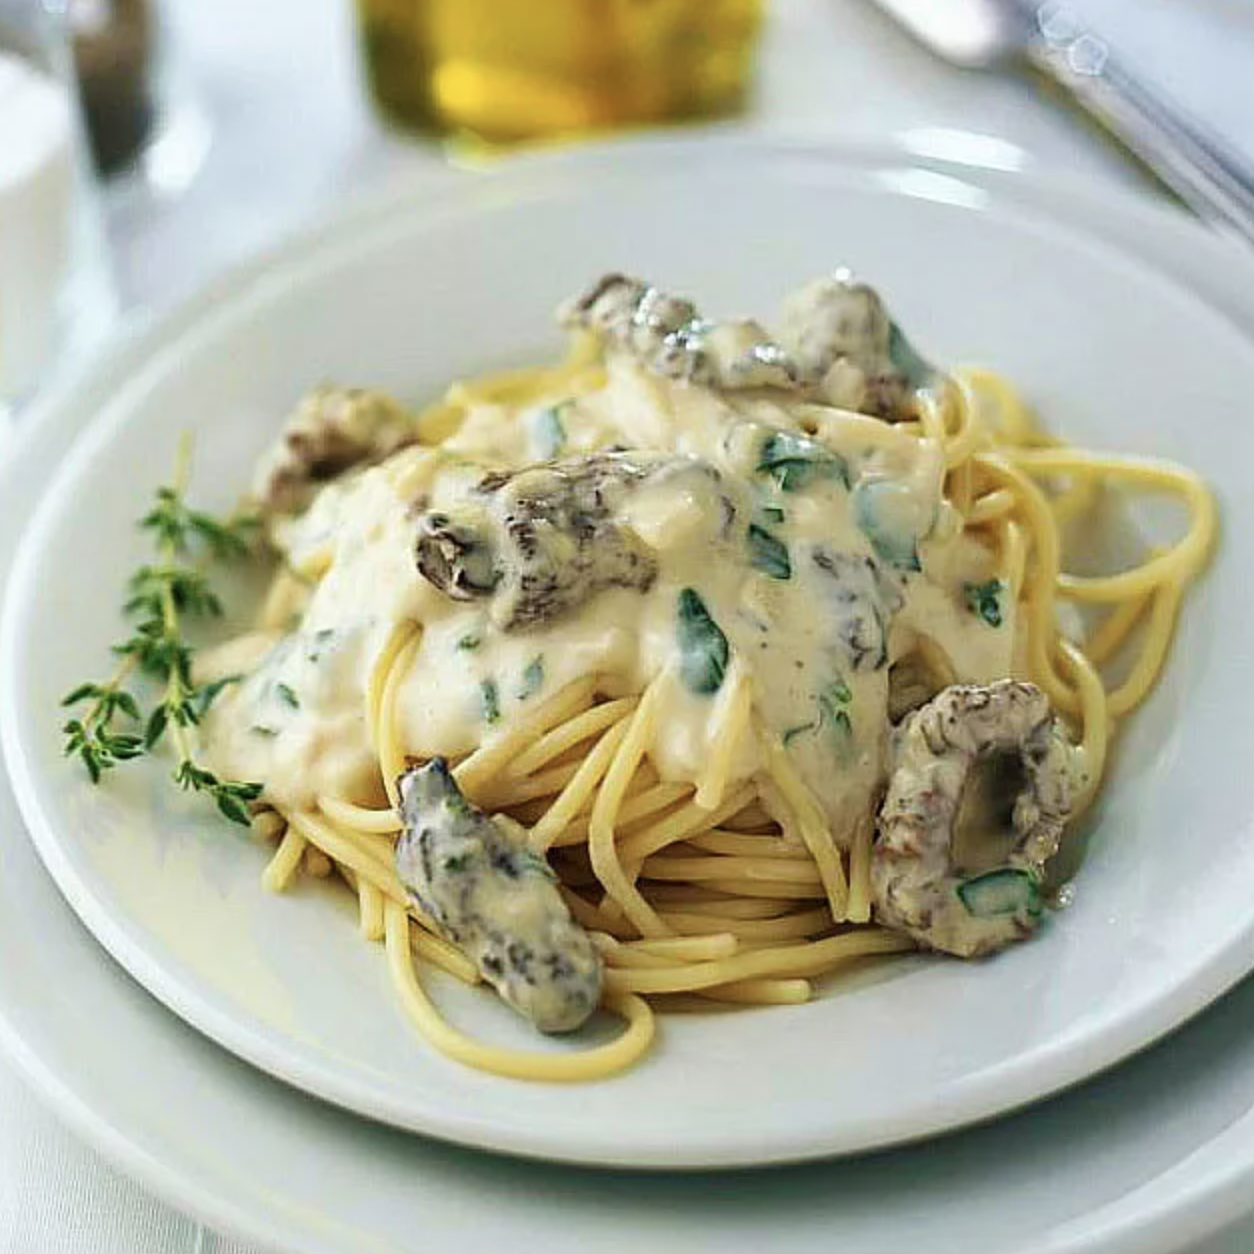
[97,0,1254,309]
[2,0,1252,390]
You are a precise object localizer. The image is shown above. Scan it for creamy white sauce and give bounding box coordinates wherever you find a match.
[203,355,1013,840]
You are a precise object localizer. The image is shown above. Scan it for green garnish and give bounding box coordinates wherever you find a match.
[964,579,1004,628]
[759,505,786,524]
[818,679,854,756]
[306,628,336,663]
[456,633,482,652]
[60,437,263,826]
[532,403,569,460]
[676,588,730,696]
[782,678,853,755]
[852,480,921,572]
[518,656,545,700]
[480,678,501,724]
[825,708,853,746]
[823,677,852,705]
[747,524,791,581]
[887,320,936,390]
[957,868,1042,919]
[757,430,849,493]
[60,685,144,782]
[275,682,300,710]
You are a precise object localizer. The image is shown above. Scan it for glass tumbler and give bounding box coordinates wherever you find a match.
[0,0,115,409]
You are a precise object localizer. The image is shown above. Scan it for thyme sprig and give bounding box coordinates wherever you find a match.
[61,437,264,826]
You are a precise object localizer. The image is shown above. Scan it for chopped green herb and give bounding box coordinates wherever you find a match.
[480,678,501,724]
[747,524,792,581]
[888,320,936,391]
[250,725,279,739]
[442,853,470,874]
[275,682,300,710]
[518,656,545,700]
[676,588,730,695]
[532,403,569,460]
[307,628,337,663]
[826,708,853,744]
[783,677,853,754]
[852,480,921,572]
[759,505,786,524]
[517,848,557,880]
[757,430,849,493]
[456,633,482,652]
[822,677,852,706]
[957,868,1042,919]
[963,579,1004,628]
[817,680,853,754]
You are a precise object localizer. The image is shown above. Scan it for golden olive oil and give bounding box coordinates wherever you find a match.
[357,0,763,144]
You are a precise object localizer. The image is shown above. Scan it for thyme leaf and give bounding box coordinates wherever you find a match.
[60,436,263,826]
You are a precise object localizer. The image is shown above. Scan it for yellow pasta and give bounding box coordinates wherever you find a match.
[261,827,306,894]
[383,901,654,1082]
[207,289,1214,1086]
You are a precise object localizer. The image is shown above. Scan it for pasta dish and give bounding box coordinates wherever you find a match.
[191,271,1215,1081]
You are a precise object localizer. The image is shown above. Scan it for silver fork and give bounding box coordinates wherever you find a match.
[869,0,1254,247]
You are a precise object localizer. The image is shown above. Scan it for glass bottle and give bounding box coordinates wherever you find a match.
[357,0,764,145]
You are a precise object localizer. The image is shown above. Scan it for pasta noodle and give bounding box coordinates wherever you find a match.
[199,276,1216,1083]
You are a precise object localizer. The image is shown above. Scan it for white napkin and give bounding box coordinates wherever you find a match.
[0,1064,256,1254]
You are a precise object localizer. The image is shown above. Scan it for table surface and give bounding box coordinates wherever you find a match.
[4,1,1254,1250]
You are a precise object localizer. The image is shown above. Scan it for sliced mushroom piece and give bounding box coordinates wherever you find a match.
[491,456,662,630]
[252,386,419,517]
[413,453,662,631]
[395,759,603,1033]
[413,508,499,601]
[776,272,936,420]
[872,681,1075,958]
[560,273,799,391]
[887,635,957,722]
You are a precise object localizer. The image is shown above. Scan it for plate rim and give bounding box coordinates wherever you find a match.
[5,136,1254,1254]
[5,133,1254,1173]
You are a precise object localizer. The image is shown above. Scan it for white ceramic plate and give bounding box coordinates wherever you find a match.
[6,141,1254,1254]
[4,139,1254,1170]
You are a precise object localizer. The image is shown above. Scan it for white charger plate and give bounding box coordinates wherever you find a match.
[4,138,1254,1170]
[5,139,1254,1253]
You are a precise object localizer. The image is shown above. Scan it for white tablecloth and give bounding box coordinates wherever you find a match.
[3,1,1254,1249]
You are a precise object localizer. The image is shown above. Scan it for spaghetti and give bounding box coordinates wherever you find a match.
[203,272,1214,1081]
